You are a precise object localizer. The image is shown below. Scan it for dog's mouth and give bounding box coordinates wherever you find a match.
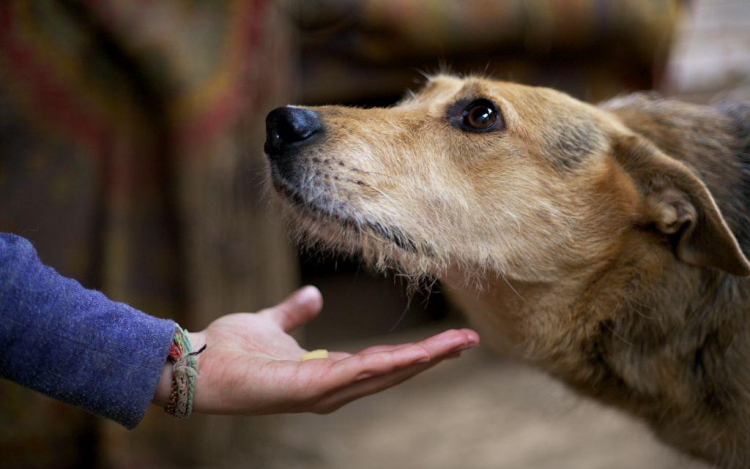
[270,168,419,253]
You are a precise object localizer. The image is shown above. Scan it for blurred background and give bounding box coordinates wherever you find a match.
[0,0,747,468]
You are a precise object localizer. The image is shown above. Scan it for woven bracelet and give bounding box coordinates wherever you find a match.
[164,324,206,419]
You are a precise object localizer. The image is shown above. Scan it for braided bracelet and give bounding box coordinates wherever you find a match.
[164,324,206,419]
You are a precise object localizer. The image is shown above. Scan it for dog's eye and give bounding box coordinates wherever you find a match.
[462,99,500,131]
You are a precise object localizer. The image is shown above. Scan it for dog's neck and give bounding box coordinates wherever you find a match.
[444,270,602,369]
[444,256,750,464]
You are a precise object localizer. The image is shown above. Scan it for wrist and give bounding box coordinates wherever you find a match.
[152,361,172,407]
[187,330,206,353]
[151,329,207,408]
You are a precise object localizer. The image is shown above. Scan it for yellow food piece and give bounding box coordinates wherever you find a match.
[301,349,329,361]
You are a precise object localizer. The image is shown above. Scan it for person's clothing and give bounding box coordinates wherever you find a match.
[0,233,175,429]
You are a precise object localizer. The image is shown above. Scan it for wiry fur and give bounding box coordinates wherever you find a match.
[266,75,750,467]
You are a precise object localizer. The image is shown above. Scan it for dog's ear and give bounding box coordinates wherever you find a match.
[612,134,750,276]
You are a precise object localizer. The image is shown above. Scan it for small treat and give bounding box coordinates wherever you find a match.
[301,349,329,361]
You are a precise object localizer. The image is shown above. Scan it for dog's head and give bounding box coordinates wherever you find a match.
[265,75,750,283]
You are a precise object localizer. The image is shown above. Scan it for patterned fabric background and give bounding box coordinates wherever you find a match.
[294,0,681,103]
[0,1,297,467]
[0,0,681,467]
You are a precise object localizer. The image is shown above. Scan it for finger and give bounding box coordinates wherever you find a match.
[317,344,414,364]
[320,329,477,389]
[357,342,414,355]
[461,329,481,346]
[322,343,431,389]
[326,351,352,361]
[261,286,323,332]
[323,345,410,361]
[408,328,479,360]
[298,329,479,403]
[342,329,478,360]
[306,344,418,372]
[314,358,446,413]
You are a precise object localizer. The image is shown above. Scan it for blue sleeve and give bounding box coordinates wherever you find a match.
[0,233,176,429]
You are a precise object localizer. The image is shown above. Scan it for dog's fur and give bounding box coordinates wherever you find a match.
[266,75,750,467]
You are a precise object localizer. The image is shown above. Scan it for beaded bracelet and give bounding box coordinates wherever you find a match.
[164,324,206,419]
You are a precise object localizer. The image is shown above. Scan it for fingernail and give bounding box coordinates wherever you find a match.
[295,286,323,309]
[415,356,430,364]
[463,330,480,345]
[297,285,317,301]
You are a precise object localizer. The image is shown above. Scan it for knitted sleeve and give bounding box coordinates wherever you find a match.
[0,233,176,429]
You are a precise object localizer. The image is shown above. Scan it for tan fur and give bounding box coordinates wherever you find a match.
[267,75,750,467]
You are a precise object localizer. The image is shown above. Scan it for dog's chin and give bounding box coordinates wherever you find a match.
[270,172,441,277]
[270,174,359,233]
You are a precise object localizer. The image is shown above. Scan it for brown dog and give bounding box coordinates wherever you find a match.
[264,75,750,467]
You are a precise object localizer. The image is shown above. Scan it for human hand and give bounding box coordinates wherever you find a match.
[153,286,480,415]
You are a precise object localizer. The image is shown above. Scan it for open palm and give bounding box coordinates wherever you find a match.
[154,286,479,415]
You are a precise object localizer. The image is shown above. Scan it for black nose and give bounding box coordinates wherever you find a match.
[265,106,322,157]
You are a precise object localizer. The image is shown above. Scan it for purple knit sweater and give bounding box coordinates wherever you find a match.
[0,233,175,429]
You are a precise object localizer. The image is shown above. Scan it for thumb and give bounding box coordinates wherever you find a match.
[261,286,323,332]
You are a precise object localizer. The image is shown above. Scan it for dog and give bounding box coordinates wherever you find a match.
[264,74,750,468]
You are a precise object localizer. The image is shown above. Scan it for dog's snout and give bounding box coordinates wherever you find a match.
[265,106,322,157]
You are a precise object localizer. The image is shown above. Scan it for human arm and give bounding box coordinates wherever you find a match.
[0,233,175,429]
[0,232,480,426]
